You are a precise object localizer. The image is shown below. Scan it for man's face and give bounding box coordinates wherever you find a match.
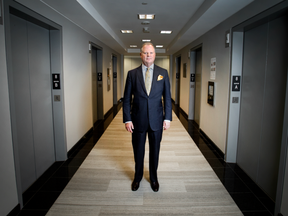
[140,45,156,67]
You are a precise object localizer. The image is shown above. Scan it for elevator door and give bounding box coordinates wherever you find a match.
[237,14,288,200]
[194,48,202,126]
[92,46,104,123]
[92,47,98,125]
[175,56,181,104]
[113,56,118,105]
[10,14,55,192]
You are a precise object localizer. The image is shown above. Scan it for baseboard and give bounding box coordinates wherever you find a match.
[68,101,124,158]
[171,100,188,119]
[171,100,224,159]
[199,129,224,159]
[104,100,123,119]
[7,204,20,216]
[104,106,114,119]
[178,106,188,119]
[67,127,93,158]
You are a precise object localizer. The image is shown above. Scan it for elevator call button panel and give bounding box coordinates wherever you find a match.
[52,74,61,90]
[232,76,241,91]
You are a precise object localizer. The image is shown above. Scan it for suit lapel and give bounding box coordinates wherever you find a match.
[150,66,160,96]
[136,66,147,94]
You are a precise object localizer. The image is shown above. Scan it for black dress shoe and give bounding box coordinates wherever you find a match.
[151,181,159,192]
[132,181,140,191]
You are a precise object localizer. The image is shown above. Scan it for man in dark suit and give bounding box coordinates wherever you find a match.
[123,43,172,192]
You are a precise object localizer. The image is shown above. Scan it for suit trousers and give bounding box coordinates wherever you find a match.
[132,126,163,182]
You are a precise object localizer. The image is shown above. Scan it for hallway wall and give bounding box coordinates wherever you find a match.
[172,0,283,154]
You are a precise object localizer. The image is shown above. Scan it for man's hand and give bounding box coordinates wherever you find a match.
[125,122,134,133]
[163,121,170,130]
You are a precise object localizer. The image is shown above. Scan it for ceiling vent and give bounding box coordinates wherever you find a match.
[141,21,150,25]
[143,27,150,33]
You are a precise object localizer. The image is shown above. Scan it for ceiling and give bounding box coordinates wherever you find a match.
[40,0,254,55]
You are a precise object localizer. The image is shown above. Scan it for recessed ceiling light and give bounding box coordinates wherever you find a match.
[156,45,163,48]
[160,30,172,34]
[138,14,155,20]
[121,30,133,34]
[142,39,151,42]
[130,45,137,47]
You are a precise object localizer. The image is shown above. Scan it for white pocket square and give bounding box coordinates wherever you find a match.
[157,75,163,81]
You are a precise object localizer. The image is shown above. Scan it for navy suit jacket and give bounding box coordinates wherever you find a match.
[123,65,172,131]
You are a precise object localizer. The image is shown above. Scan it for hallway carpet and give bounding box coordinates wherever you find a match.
[46,111,243,215]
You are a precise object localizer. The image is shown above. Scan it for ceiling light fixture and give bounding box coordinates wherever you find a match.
[160,30,172,34]
[156,45,163,48]
[142,39,151,42]
[138,14,155,20]
[121,30,133,34]
[130,45,137,47]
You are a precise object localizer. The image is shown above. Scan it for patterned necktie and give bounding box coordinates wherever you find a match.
[145,67,151,95]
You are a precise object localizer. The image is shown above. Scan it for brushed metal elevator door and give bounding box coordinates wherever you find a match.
[92,47,98,125]
[113,56,117,105]
[10,14,55,192]
[194,48,202,126]
[237,14,288,200]
[175,56,181,104]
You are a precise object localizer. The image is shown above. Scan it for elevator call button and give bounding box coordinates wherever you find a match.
[52,74,61,89]
[98,73,102,81]
[191,74,195,82]
[232,76,241,91]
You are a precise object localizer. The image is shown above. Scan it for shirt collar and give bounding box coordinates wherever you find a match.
[142,63,154,71]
